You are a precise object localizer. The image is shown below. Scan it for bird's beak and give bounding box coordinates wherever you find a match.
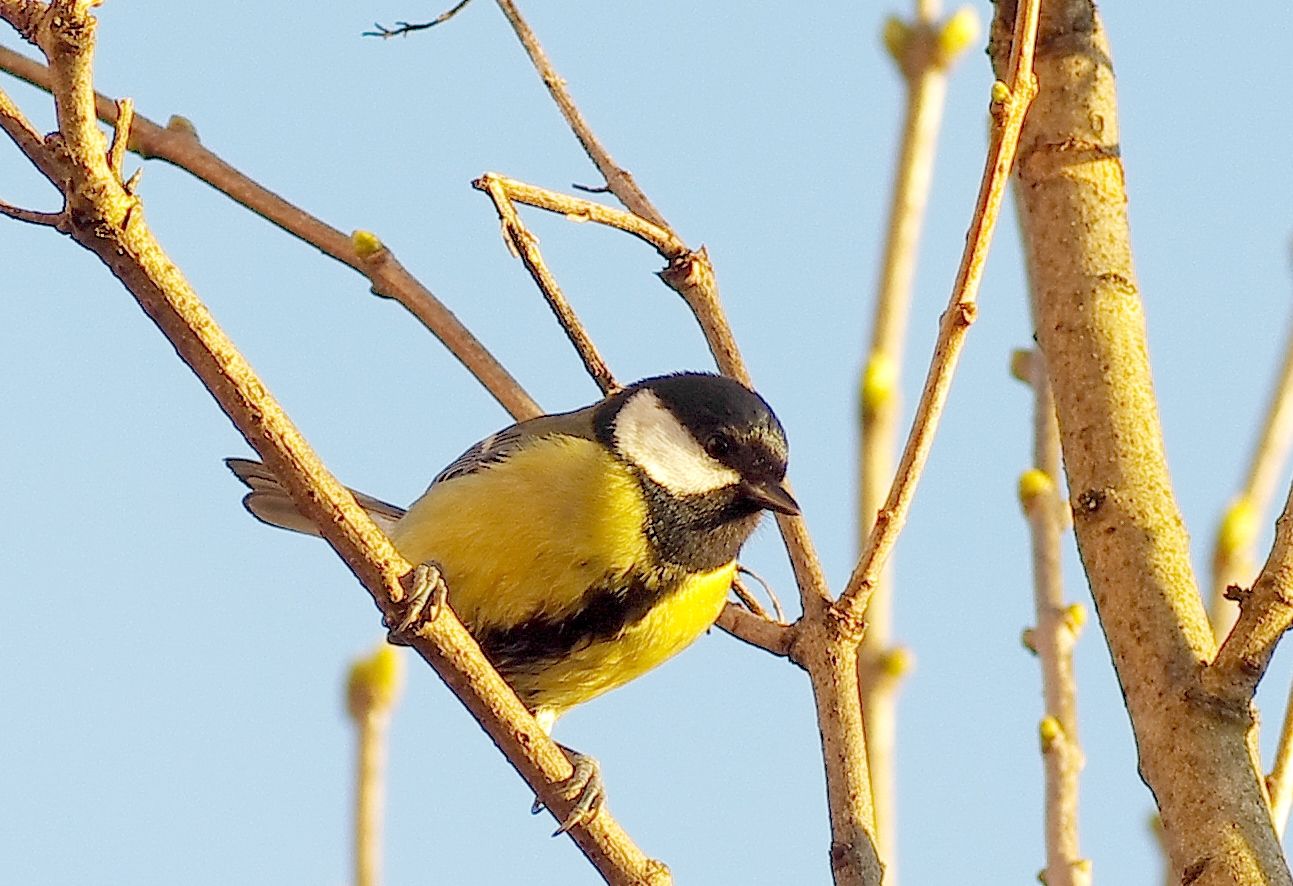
[743,478,801,516]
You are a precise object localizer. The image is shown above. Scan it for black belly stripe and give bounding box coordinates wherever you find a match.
[476,567,681,674]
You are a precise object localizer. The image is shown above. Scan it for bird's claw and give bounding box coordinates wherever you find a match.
[532,749,605,836]
[385,562,448,645]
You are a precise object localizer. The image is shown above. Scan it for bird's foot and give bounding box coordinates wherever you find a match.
[385,562,448,645]
[532,747,605,836]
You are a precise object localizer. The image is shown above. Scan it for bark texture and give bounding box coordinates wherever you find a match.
[991,1,1291,882]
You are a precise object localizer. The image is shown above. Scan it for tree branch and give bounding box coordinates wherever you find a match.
[1207,481,1293,706]
[860,6,977,874]
[0,7,667,883]
[1268,679,1293,836]
[471,173,684,257]
[0,43,541,422]
[835,0,1040,630]
[0,197,62,226]
[481,4,879,878]
[477,173,619,395]
[491,0,667,228]
[1209,302,1293,636]
[993,0,1290,881]
[1017,351,1089,886]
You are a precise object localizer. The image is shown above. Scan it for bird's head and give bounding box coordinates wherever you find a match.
[598,372,799,519]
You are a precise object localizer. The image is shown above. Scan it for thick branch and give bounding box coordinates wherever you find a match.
[993,1,1290,881]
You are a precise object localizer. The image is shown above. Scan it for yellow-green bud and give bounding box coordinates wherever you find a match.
[1039,715,1063,751]
[165,115,200,140]
[346,643,405,720]
[1009,348,1035,383]
[882,16,911,63]
[351,229,385,260]
[1216,496,1258,559]
[935,6,980,67]
[1063,602,1087,635]
[880,646,914,679]
[861,353,898,418]
[1017,468,1054,512]
[1021,627,1037,655]
[990,80,1011,105]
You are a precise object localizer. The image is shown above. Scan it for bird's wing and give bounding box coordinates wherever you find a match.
[426,403,601,489]
[225,457,407,537]
[226,400,603,535]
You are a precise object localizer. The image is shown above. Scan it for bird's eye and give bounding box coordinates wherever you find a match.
[705,433,732,459]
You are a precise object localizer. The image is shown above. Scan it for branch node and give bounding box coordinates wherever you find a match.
[827,604,868,647]
[1073,488,1106,517]
[1223,583,1251,605]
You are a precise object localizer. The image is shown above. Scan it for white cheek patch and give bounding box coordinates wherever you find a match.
[614,389,741,495]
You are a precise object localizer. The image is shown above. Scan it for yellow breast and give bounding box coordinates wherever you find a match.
[388,435,733,713]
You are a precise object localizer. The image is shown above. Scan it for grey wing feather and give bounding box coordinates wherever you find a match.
[425,403,602,491]
[226,402,601,535]
[225,458,407,537]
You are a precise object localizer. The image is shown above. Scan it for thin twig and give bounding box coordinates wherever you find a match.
[737,564,785,624]
[0,44,540,423]
[364,0,475,39]
[1269,678,1293,836]
[1207,478,1293,706]
[0,52,59,185]
[473,173,683,257]
[107,96,132,182]
[354,708,390,886]
[0,198,62,226]
[347,645,404,886]
[1209,301,1293,637]
[0,8,668,882]
[730,577,773,622]
[491,0,667,228]
[1018,351,1089,886]
[478,174,619,394]
[835,0,1041,629]
[715,605,793,658]
[859,6,976,875]
[364,21,436,39]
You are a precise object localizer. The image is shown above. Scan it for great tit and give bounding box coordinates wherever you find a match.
[227,371,797,815]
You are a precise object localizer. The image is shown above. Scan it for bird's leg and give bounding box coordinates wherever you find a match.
[532,745,606,835]
[385,562,449,644]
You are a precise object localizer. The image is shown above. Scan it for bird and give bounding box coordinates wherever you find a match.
[226,371,798,828]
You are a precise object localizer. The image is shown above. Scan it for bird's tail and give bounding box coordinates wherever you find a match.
[225,458,408,537]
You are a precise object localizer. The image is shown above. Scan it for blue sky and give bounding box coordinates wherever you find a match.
[3,2,1293,883]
